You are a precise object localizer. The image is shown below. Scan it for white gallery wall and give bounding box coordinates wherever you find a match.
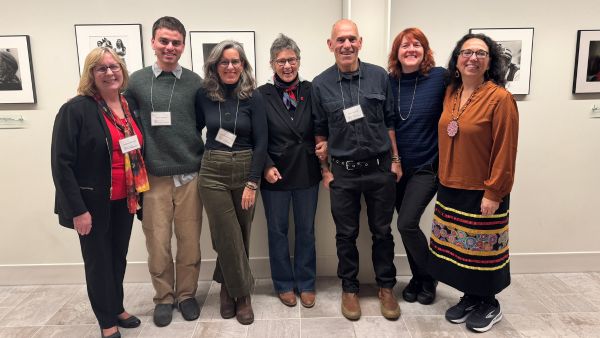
[0,0,598,285]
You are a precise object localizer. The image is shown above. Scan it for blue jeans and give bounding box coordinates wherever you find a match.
[261,184,319,293]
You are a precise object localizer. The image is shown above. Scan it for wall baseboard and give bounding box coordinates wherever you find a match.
[1,252,599,286]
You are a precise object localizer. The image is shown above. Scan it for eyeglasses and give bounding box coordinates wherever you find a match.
[274,57,299,67]
[218,59,242,68]
[458,49,489,59]
[94,64,121,73]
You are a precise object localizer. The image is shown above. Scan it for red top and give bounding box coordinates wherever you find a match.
[103,114,143,200]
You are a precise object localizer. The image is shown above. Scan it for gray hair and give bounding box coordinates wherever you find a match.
[269,34,301,62]
[203,40,255,102]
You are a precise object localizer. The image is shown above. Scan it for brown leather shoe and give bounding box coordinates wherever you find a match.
[341,292,361,320]
[300,291,316,308]
[278,291,297,307]
[220,286,236,319]
[378,288,401,320]
[236,295,254,325]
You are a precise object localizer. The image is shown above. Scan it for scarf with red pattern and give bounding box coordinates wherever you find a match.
[94,94,149,213]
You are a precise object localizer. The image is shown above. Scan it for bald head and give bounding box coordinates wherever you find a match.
[327,19,362,72]
[330,19,360,40]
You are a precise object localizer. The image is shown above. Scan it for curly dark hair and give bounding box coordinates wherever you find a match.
[447,33,506,93]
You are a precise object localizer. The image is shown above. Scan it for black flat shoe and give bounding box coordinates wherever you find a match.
[100,327,121,338]
[117,315,141,328]
[417,280,438,305]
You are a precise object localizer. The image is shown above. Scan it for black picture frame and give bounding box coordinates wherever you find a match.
[470,27,534,95]
[74,24,144,76]
[573,30,600,94]
[0,35,36,104]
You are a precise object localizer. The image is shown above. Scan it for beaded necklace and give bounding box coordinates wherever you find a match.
[447,81,486,137]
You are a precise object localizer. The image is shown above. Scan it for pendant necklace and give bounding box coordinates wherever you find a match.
[447,82,485,137]
[398,76,418,121]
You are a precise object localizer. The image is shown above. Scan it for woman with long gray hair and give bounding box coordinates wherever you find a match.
[195,40,267,325]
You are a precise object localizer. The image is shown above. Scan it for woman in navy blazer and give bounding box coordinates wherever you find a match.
[258,34,321,308]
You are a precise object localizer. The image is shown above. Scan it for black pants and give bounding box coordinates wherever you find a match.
[79,199,134,329]
[330,156,397,293]
[395,163,438,282]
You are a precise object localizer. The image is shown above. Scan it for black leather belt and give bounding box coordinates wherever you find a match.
[331,156,380,171]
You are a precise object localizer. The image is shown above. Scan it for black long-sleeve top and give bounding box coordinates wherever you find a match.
[312,61,395,160]
[195,86,267,183]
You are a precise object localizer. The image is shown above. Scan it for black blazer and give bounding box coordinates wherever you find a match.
[51,95,141,228]
[258,80,321,190]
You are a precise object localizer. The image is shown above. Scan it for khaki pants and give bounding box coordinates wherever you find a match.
[198,150,255,298]
[142,174,203,304]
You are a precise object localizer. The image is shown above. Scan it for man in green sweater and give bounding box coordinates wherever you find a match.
[126,16,204,327]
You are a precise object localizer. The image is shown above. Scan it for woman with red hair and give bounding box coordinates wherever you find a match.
[388,28,446,305]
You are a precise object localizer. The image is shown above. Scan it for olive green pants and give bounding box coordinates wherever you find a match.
[198,149,255,298]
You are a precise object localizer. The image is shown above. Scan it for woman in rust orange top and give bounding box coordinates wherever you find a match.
[428,34,518,333]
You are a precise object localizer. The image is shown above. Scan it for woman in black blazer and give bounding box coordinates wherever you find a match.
[51,47,148,338]
[258,34,321,308]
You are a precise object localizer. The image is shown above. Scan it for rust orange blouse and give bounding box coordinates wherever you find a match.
[438,81,519,202]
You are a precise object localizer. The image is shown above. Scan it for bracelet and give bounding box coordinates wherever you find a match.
[391,155,401,163]
[320,162,330,170]
[245,182,258,190]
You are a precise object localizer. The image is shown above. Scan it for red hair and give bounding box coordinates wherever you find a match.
[388,27,435,79]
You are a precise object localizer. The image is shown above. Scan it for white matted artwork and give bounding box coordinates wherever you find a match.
[573,30,600,94]
[189,31,256,79]
[0,35,36,103]
[470,28,534,95]
[75,24,144,75]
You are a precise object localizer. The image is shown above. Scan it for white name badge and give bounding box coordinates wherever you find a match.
[343,105,365,123]
[119,135,141,154]
[151,111,171,126]
[216,128,237,148]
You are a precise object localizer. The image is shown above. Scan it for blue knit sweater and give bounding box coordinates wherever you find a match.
[389,67,446,169]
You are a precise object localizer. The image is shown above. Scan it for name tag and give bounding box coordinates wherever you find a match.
[119,135,141,153]
[151,111,171,126]
[343,105,364,123]
[216,128,237,148]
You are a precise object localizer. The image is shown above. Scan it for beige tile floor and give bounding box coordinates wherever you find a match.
[0,273,599,337]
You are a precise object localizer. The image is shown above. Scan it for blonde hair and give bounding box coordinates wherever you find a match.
[77,47,129,96]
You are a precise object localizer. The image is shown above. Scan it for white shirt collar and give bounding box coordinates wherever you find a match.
[152,63,183,79]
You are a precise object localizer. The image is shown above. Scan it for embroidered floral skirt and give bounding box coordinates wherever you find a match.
[428,184,510,296]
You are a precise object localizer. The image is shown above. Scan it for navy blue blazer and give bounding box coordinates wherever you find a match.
[258,80,321,191]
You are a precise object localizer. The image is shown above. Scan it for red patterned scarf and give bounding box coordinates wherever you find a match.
[94,94,150,213]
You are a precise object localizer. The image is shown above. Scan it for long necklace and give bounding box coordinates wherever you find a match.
[447,82,485,137]
[398,76,418,121]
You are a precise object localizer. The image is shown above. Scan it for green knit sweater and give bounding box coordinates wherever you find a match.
[127,66,204,176]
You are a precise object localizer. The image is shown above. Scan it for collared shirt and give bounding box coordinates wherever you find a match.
[152,62,196,186]
[312,61,394,160]
[152,62,183,79]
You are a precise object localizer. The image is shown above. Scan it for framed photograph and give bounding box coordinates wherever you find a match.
[470,28,534,95]
[0,35,36,103]
[74,24,144,75]
[573,30,600,94]
[189,31,256,79]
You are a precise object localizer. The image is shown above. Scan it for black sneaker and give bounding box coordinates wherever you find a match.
[402,278,421,302]
[466,299,502,332]
[153,303,173,327]
[445,295,480,324]
[417,280,438,305]
[178,298,200,321]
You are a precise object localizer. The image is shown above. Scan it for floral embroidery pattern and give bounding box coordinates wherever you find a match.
[432,219,508,252]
